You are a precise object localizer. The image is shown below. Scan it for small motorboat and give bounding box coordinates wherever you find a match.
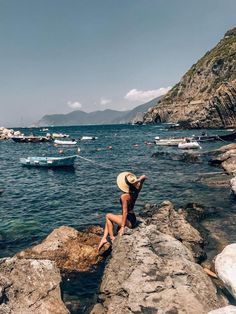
[54,139,77,145]
[80,136,98,141]
[178,141,201,150]
[20,155,77,167]
[12,135,52,143]
[155,138,184,146]
[52,133,70,138]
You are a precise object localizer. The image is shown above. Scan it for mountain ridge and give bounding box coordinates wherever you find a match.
[143,27,236,128]
[38,97,160,126]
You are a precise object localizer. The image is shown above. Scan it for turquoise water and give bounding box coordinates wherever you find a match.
[1,124,236,257]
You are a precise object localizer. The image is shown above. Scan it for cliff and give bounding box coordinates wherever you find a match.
[143,27,236,128]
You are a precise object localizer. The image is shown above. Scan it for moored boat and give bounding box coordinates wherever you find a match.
[178,141,201,150]
[193,130,236,142]
[52,133,69,138]
[155,138,184,146]
[20,155,77,167]
[80,136,98,141]
[54,139,77,145]
[12,136,52,143]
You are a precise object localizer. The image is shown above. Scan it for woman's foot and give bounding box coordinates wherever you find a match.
[110,236,115,243]
[98,238,108,251]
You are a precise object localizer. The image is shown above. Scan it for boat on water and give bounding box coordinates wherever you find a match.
[54,139,77,145]
[52,133,70,138]
[12,135,52,143]
[192,130,236,142]
[178,141,201,150]
[80,136,98,141]
[155,138,184,146]
[20,155,77,167]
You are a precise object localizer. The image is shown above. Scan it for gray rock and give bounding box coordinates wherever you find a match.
[208,305,236,314]
[0,257,69,314]
[91,201,227,314]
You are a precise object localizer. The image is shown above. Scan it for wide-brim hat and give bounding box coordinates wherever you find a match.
[117,171,138,192]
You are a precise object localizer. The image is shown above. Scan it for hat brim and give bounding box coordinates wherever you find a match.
[117,171,137,192]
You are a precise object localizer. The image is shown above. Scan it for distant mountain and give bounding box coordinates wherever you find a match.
[37,97,160,126]
[113,97,161,124]
[143,27,236,128]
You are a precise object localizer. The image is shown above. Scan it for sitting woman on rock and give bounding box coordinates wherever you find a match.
[98,172,146,250]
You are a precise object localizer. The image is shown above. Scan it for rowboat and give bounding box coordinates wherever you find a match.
[12,136,52,143]
[178,141,201,149]
[20,155,77,167]
[54,139,77,145]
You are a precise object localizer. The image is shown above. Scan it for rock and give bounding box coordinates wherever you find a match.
[91,201,227,314]
[215,243,236,299]
[143,28,236,129]
[0,257,69,314]
[209,145,236,174]
[199,173,230,188]
[17,225,110,272]
[208,305,236,314]
[152,151,201,163]
[140,200,206,262]
[230,177,236,195]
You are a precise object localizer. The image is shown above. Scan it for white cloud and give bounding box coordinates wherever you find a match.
[100,97,111,106]
[124,87,172,102]
[67,101,82,109]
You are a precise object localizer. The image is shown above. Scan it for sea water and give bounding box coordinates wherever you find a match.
[1,124,236,312]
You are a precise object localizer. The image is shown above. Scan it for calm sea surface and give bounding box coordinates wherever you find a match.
[1,124,236,312]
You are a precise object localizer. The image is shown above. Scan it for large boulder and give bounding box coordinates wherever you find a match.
[91,201,227,314]
[0,257,69,314]
[208,305,236,314]
[215,243,236,299]
[16,225,110,272]
[230,177,236,195]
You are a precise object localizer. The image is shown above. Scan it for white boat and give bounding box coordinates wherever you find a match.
[80,136,98,141]
[54,139,77,145]
[178,141,201,150]
[52,133,70,138]
[155,138,184,146]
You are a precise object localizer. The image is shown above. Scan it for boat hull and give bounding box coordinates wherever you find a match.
[54,140,77,145]
[20,156,77,167]
[12,136,52,143]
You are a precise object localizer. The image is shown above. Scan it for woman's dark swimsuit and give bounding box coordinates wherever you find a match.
[120,185,139,228]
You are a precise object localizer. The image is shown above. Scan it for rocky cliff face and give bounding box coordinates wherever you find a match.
[143,27,236,128]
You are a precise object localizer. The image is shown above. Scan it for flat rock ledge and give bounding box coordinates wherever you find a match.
[16,225,110,272]
[0,257,69,314]
[91,201,228,314]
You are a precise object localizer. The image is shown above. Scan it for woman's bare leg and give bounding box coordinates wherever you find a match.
[98,221,109,250]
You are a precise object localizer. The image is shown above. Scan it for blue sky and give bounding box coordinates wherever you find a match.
[0,0,236,126]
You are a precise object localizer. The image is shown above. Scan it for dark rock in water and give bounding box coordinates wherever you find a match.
[91,201,228,314]
[16,225,110,272]
[0,257,69,314]
[152,151,201,163]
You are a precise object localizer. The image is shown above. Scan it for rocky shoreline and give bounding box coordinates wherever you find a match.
[1,198,236,313]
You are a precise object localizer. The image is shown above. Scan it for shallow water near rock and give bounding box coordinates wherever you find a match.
[1,124,236,311]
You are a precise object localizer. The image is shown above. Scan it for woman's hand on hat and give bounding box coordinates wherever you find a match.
[138,175,147,181]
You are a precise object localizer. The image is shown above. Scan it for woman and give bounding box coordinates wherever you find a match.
[98,172,146,250]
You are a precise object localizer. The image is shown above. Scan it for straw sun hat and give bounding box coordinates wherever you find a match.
[117,172,139,193]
